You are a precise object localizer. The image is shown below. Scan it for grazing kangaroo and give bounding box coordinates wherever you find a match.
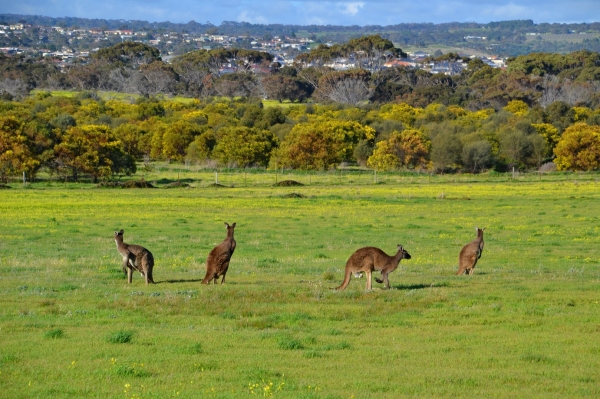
[456,227,485,275]
[336,245,411,291]
[114,229,155,285]
[202,222,236,284]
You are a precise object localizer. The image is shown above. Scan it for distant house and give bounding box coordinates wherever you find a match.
[384,59,417,68]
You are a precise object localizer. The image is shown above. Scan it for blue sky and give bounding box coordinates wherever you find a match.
[2,0,599,26]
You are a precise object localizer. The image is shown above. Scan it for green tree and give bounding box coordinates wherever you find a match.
[431,132,463,172]
[161,120,203,161]
[462,141,493,173]
[53,125,134,182]
[212,126,278,167]
[273,120,375,169]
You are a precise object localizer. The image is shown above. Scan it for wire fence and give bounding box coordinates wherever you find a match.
[140,164,600,188]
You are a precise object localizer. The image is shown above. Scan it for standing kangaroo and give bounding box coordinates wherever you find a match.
[336,245,411,291]
[202,222,236,284]
[114,229,155,285]
[456,227,485,275]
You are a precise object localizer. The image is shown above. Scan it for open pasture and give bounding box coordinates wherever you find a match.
[0,179,599,398]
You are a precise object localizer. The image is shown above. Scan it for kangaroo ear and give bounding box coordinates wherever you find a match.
[114,231,118,235]
[482,227,486,231]
[224,222,229,228]
[231,222,236,228]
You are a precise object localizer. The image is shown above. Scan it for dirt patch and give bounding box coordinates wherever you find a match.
[208,183,228,188]
[122,179,155,188]
[276,180,304,187]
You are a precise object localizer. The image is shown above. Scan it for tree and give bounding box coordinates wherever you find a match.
[0,116,39,182]
[316,69,373,105]
[92,41,161,67]
[0,78,29,100]
[431,132,463,172]
[161,121,204,161]
[554,123,600,171]
[273,120,375,169]
[53,125,134,182]
[261,74,311,103]
[113,123,146,159]
[462,141,493,173]
[367,129,431,171]
[212,126,278,167]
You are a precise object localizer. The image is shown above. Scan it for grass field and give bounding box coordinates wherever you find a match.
[1,173,599,398]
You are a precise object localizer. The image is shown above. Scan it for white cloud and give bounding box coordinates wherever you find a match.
[237,10,269,24]
[339,2,365,16]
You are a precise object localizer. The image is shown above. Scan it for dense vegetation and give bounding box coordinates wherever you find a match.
[2,39,600,108]
[1,90,600,183]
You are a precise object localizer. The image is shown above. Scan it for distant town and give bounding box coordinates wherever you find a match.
[0,22,508,75]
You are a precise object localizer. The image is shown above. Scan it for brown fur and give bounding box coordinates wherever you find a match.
[202,222,236,284]
[456,227,485,275]
[336,245,411,291]
[114,229,155,284]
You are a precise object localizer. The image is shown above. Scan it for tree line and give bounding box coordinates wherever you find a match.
[1,92,600,183]
[3,13,600,56]
[1,38,600,111]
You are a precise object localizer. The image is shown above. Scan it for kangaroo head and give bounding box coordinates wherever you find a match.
[397,244,411,260]
[114,229,124,238]
[225,222,236,235]
[475,227,485,237]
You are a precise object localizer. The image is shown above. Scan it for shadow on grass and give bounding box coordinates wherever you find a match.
[391,282,450,290]
[154,178,196,184]
[157,279,204,284]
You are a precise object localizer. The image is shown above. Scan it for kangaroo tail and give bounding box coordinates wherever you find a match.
[336,270,352,291]
[147,268,155,284]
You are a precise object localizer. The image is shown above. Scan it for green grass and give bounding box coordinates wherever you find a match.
[0,176,599,398]
[30,90,197,103]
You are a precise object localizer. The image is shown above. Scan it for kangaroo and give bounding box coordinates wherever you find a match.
[456,227,485,275]
[202,222,236,284]
[336,245,411,291]
[114,229,155,285]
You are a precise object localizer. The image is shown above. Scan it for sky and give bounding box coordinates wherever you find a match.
[2,0,599,26]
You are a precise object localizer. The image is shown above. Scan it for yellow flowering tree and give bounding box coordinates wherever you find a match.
[367,129,431,171]
[554,123,600,171]
[503,100,529,116]
[0,116,39,182]
[531,123,560,155]
[273,120,375,169]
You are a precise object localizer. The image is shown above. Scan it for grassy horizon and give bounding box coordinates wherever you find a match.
[0,178,599,398]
